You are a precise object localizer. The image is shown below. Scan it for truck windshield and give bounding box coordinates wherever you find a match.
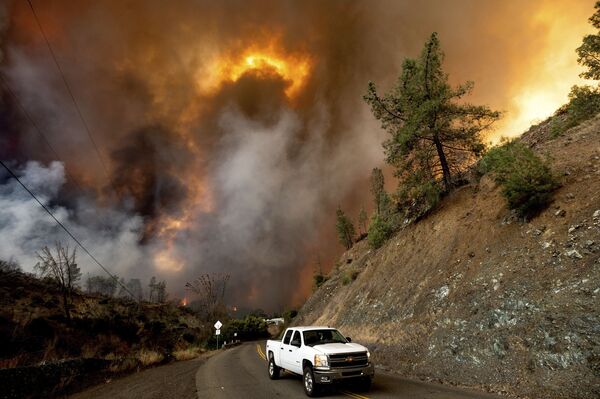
[303,329,347,346]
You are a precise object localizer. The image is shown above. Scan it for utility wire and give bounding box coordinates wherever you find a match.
[0,159,138,301]
[26,0,112,182]
[0,73,86,194]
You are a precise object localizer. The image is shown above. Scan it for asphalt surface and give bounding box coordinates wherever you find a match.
[73,342,502,398]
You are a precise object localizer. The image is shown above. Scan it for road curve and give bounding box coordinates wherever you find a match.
[195,342,501,399]
[71,342,501,398]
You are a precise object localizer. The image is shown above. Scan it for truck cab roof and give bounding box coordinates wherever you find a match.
[286,326,334,331]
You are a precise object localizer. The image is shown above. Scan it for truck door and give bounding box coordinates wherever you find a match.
[283,330,303,374]
[279,329,293,368]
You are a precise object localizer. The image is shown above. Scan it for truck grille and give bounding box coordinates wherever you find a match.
[329,352,368,368]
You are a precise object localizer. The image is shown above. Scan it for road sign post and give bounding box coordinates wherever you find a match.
[214,320,223,350]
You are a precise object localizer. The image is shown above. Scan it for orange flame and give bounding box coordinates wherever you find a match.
[197,41,312,98]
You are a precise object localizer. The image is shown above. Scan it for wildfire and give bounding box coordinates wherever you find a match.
[197,42,312,98]
[154,246,184,272]
[494,2,594,141]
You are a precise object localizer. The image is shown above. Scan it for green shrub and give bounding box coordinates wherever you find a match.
[341,270,360,285]
[368,214,393,249]
[341,273,352,285]
[480,140,560,218]
[213,315,269,345]
[282,309,297,324]
[313,273,327,289]
[551,85,600,136]
[396,171,441,220]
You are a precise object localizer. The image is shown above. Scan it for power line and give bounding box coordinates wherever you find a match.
[26,0,112,182]
[0,73,86,194]
[0,159,138,301]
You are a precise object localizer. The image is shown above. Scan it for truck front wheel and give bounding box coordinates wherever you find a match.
[303,366,320,397]
[268,355,280,380]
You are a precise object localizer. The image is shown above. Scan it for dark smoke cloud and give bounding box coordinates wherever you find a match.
[110,125,190,227]
[0,0,592,310]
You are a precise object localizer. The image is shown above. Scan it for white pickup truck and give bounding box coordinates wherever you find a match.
[265,326,374,396]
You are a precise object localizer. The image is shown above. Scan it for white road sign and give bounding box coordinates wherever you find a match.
[216,329,221,336]
[214,320,223,330]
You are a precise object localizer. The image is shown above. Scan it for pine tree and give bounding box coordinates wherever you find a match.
[364,33,500,205]
[149,276,157,302]
[127,278,144,301]
[577,1,600,80]
[370,168,385,215]
[358,206,368,235]
[335,207,356,250]
[156,280,167,303]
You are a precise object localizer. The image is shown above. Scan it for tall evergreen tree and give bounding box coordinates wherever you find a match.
[149,276,157,302]
[370,168,385,215]
[364,33,500,200]
[577,1,600,80]
[358,206,368,235]
[335,207,356,250]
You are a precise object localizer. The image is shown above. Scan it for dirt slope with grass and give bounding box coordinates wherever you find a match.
[0,271,209,398]
[294,115,600,399]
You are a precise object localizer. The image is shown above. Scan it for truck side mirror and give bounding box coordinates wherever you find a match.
[291,339,301,347]
[346,337,352,342]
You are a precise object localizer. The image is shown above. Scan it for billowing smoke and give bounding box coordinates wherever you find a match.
[0,161,147,277]
[0,0,593,309]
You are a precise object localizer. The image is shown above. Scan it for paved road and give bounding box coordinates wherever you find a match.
[73,342,502,399]
[196,342,500,399]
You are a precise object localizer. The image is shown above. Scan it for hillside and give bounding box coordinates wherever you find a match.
[294,115,600,398]
[0,271,209,398]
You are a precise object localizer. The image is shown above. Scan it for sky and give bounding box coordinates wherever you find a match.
[0,0,594,311]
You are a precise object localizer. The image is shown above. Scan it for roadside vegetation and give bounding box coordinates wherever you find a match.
[0,246,210,372]
[208,315,269,347]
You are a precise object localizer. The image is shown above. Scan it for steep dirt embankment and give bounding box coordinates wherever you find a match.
[295,116,600,399]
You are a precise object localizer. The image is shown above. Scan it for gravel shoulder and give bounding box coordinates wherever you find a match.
[69,353,213,399]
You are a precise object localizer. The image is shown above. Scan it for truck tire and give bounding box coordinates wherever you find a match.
[268,355,280,380]
[303,366,320,397]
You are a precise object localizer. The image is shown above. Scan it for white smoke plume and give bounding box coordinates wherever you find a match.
[0,161,147,281]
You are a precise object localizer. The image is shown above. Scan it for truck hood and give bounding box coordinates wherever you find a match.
[312,343,367,354]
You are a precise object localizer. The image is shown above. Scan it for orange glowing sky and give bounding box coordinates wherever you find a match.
[196,44,312,99]
[488,3,594,141]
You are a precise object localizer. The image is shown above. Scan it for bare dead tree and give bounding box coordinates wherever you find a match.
[35,242,81,321]
[185,273,230,320]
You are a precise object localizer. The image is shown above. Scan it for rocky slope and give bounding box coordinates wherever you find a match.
[294,115,600,398]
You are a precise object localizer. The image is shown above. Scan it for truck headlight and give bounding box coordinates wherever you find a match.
[367,351,371,360]
[314,354,329,368]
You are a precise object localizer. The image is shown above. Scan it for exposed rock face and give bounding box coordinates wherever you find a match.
[295,116,600,398]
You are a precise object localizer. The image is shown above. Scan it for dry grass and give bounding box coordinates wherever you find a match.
[136,349,164,366]
[173,346,204,361]
[108,357,139,373]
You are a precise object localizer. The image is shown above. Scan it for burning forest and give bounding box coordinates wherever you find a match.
[0,0,595,311]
